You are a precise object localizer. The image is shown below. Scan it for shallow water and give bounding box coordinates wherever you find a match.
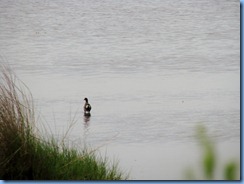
[0,0,240,179]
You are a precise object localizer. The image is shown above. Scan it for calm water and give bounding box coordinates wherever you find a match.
[0,0,240,179]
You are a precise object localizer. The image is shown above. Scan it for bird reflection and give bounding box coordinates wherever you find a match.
[83,113,91,125]
[82,114,90,147]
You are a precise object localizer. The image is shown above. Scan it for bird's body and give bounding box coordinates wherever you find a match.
[84,98,92,116]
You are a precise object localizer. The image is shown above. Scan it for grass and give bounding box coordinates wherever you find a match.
[0,66,126,180]
[185,125,239,180]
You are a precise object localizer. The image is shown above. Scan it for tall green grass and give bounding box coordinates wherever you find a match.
[0,66,126,180]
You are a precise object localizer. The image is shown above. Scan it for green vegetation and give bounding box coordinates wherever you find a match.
[0,67,126,180]
[185,125,239,180]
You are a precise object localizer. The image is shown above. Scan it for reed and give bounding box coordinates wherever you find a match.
[185,125,239,180]
[0,66,125,180]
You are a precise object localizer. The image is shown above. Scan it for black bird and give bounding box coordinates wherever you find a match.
[84,97,92,116]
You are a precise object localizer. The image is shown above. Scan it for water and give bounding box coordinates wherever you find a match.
[0,0,240,180]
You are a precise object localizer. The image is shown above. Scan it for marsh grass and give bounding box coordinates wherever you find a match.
[0,66,125,180]
[185,125,239,180]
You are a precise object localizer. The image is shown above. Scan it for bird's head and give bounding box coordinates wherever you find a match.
[84,97,88,102]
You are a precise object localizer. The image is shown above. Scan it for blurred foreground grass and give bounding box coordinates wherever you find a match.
[185,125,239,180]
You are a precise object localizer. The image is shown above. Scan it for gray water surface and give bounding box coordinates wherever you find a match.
[0,0,240,179]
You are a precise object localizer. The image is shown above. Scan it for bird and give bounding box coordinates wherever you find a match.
[84,97,92,116]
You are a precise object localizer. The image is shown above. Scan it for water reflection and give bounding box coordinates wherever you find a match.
[83,114,91,147]
[83,114,91,124]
